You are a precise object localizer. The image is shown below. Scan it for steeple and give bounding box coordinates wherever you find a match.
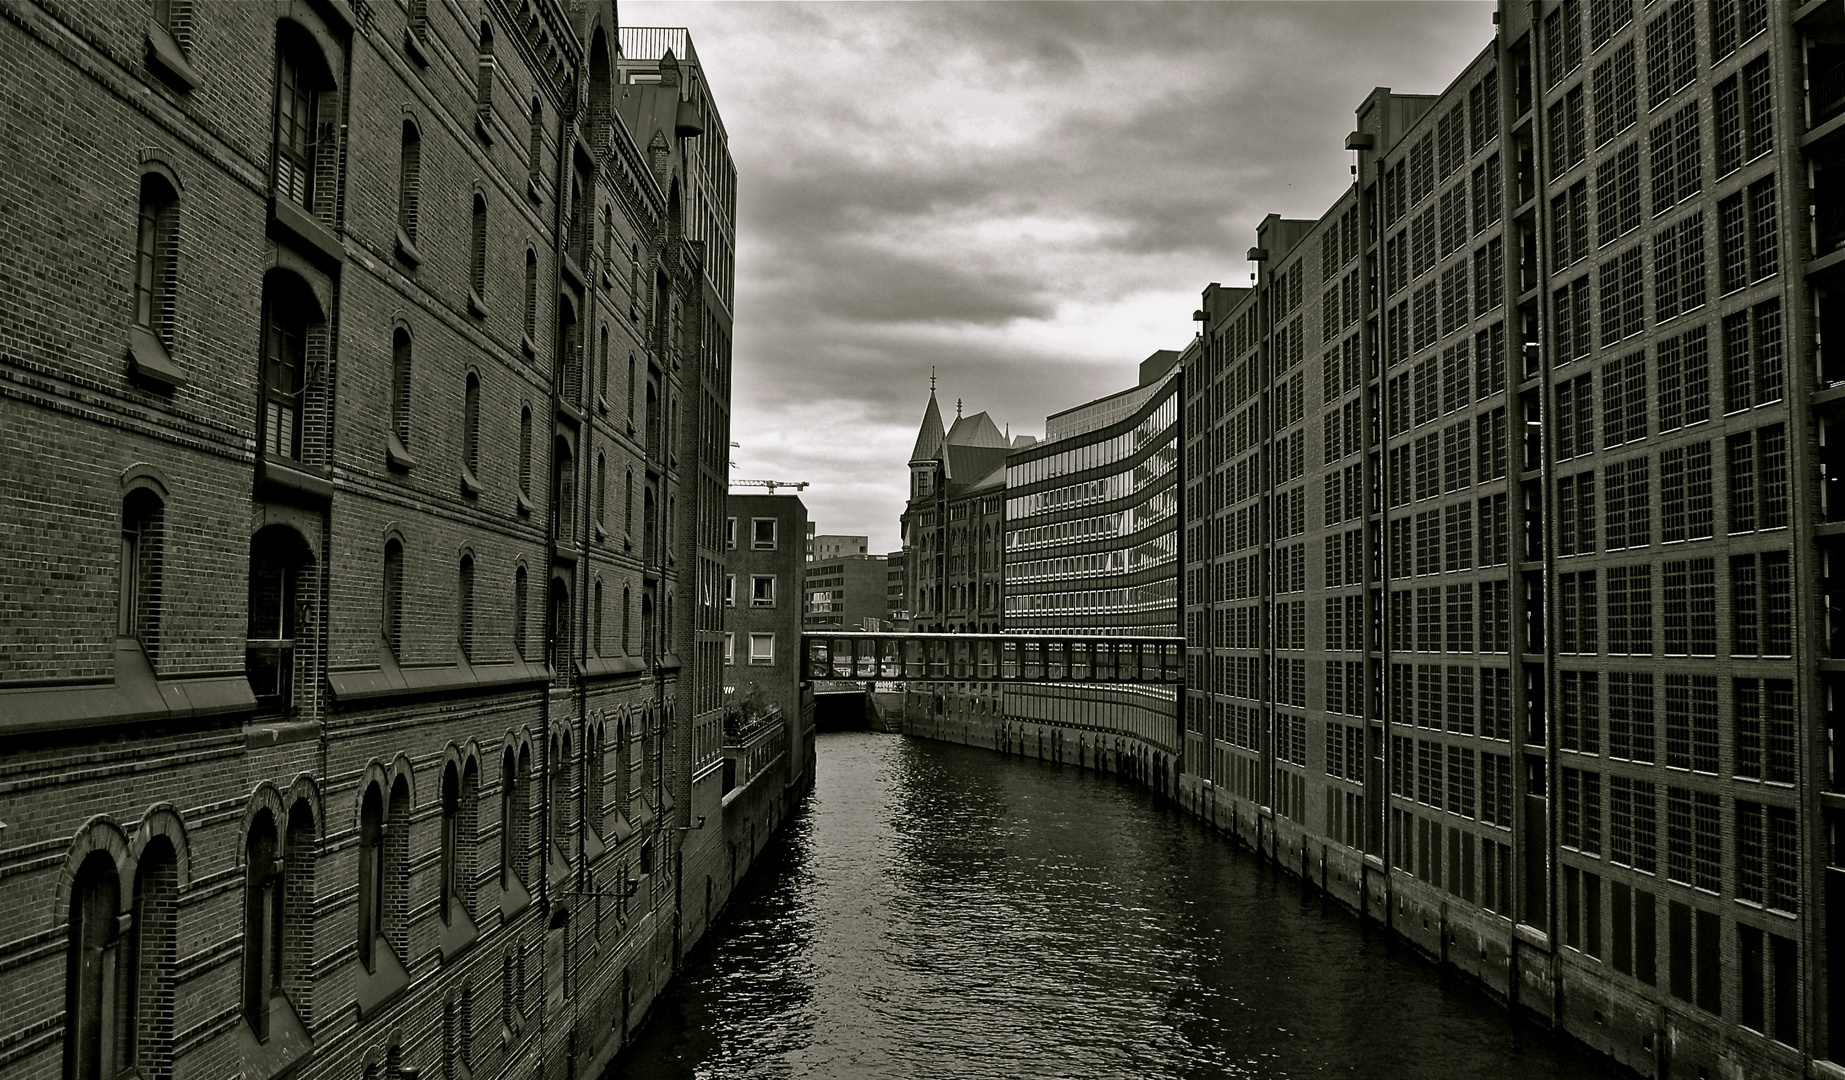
[908,384,946,464]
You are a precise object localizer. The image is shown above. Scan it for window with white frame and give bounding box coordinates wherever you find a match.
[724,632,734,665]
[725,517,736,549]
[752,517,776,550]
[748,633,774,665]
[750,575,775,607]
[724,574,735,607]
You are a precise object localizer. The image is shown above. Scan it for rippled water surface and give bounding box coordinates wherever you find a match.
[620,732,1618,1079]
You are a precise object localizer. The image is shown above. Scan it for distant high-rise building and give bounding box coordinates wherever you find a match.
[808,533,870,561]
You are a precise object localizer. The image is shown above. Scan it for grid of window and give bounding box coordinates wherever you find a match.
[1602,351,1648,447]
[1655,212,1708,322]
[1656,324,1710,432]
[1650,102,1703,216]
[1596,141,1643,245]
[1592,42,1637,146]
[1606,563,1654,654]
[1659,441,1713,542]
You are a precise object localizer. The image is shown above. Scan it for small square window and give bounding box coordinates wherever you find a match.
[724,574,736,607]
[748,633,774,665]
[751,575,775,607]
[725,517,736,549]
[724,632,734,665]
[752,517,777,550]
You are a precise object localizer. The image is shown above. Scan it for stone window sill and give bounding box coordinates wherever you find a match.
[144,21,199,91]
[355,937,411,1019]
[475,113,495,145]
[500,874,532,921]
[127,323,185,389]
[387,432,416,471]
[468,289,489,318]
[402,28,428,66]
[462,467,483,498]
[439,906,479,963]
[526,176,543,205]
[516,490,534,516]
[238,994,313,1080]
[268,196,343,266]
[395,226,423,269]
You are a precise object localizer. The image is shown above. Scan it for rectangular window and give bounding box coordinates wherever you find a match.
[748,632,775,665]
[751,517,777,549]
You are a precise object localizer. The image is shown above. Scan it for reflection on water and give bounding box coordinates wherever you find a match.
[620,732,1619,1079]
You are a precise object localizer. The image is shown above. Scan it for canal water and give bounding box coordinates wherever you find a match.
[621,732,1620,1079]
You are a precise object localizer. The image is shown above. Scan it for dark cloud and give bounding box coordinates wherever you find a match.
[625,1,1494,549]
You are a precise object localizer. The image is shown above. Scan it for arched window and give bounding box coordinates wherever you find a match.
[626,354,636,421]
[549,730,571,850]
[65,851,126,1080]
[548,578,571,673]
[382,538,404,655]
[246,525,310,710]
[390,327,412,455]
[243,810,282,1038]
[260,278,309,461]
[585,727,605,836]
[587,31,611,149]
[598,325,608,407]
[273,23,330,212]
[474,21,494,126]
[385,777,411,961]
[512,564,528,660]
[120,487,165,658]
[641,592,654,664]
[459,982,475,1066]
[130,838,179,1080]
[357,783,384,971]
[595,453,606,529]
[134,172,179,348]
[593,578,603,655]
[462,371,481,485]
[621,585,632,655]
[441,764,461,924]
[469,194,489,307]
[527,97,543,183]
[518,406,533,499]
[551,437,575,542]
[397,120,422,255]
[523,249,539,342]
[559,296,581,405]
[624,470,633,535]
[457,554,475,659]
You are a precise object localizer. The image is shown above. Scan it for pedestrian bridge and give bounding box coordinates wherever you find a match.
[799,633,1185,685]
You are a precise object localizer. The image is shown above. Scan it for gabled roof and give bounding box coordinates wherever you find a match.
[945,444,1009,492]
[945,410,1006,448]
[909,391,945,464]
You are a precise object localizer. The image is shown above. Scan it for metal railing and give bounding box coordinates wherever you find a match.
[800,632,1184,685]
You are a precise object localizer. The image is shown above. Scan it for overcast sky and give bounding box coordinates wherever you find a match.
[623,1,1495,553]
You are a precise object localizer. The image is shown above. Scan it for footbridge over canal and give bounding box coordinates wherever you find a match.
[800,632,1186,685]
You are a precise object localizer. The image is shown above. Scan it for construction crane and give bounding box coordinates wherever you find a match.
[730,479,809,493]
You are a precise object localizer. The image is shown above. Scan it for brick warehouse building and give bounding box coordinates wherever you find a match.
[1175,1,1844,1075]
[0,5,803,1080]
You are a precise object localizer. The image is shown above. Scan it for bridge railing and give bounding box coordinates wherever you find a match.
[799,633,1183,685]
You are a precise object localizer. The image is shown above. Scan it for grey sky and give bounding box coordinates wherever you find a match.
[624,1,1496,552]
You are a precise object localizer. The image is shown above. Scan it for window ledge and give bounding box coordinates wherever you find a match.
[576,655,644,682]
[238,994,313,1080]
[526,176,543,205]
[562,254,586,290]
[439,907,479,963]
[500,874,532,921]
[468,289,490,318]
[326,658,551,707]
[521,334,538,360]
[258,456,333,506]
[0,638,254,737]
[144,22,199,91]
[584,827,605,862]
[354,938,411,1020]
[127,324,185,389]
[516,490,534,516]
[475,113,495,145]
[267,196,343,267]
[462,467,483,498]
[402,28,428,66]
[395,226,423,269]
[387,432,416,472]
[597,394,609,415]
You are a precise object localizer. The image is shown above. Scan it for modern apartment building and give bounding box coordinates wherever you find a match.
[723,495,811,784]
[0,7,786,1080]
[1178,2,1833,1074]
[803,554,888,631]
